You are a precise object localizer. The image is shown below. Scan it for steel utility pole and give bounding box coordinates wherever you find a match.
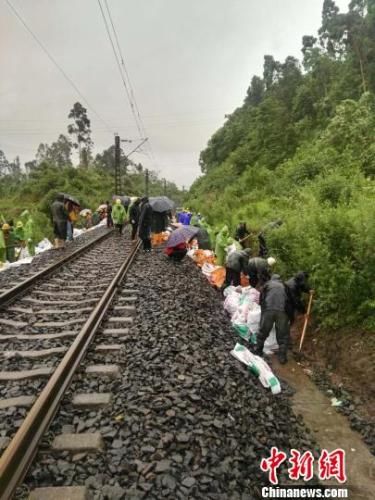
[145,169,149,197]
[114,134,120,195]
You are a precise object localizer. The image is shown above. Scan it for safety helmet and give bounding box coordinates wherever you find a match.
[2,223,10,231]
[16,221,23,228]
[267,257,277,266]
[116,199,122,205]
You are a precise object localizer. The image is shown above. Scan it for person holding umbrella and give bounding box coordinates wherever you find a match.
[138,196,153,251]
[164,225,200,262]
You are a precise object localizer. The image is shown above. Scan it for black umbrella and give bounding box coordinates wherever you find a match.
[149,196,175,213]
[112,195,131,206]
[60,193,80,206]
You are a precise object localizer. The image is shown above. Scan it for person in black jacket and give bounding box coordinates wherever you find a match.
[138,197,153,251]
[51,194,68,249]
[247,256,276,288]
[285,271,311,322]
[129,198,141,241]
[234,222,251,249]
[255,274,293,364]
[224,248,251,287]
[106,201,113,228]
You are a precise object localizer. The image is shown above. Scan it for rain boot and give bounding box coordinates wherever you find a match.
[277,350,288,364]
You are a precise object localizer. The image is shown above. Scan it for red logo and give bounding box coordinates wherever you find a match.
[260,447,287,485]
[288,449,314,481]
[260,448,347,484]
[318,448,347,483]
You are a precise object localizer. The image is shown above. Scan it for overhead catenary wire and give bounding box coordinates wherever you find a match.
[4,0,114,135]
[97,0,143,139]
[103,0,148,140]
[98,0,157,163]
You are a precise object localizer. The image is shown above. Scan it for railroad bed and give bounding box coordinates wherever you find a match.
[0,236,320,500]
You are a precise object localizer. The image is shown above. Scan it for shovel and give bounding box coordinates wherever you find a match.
[299,290,314,352]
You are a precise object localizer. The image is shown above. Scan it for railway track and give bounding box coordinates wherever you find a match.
[0,230,141,499]
[0,227,112,308]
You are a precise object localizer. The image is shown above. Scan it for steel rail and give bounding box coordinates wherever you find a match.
[0,229,114,308]
[0,240,141,500]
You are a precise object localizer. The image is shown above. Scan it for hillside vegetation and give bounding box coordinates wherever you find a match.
[188,0,375,330]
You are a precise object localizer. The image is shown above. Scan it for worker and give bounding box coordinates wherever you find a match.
[2,223,16,262]
[164,241,188,261]
[112,199,126,235]
[235,222,251,249]
[255,274,293,364]
[21,210,36,256]
[215,225,230,266]
[0,226,6,263]
[224,248,252,287]
[200,219,215,250]
[51,194,68,249]
[248,256,276,288]
[138,196,153,251]
[286,271,312,323]
[106,201,113,228]
[14,221,25,246]
[258,219,283,257]
[129,198,141,241]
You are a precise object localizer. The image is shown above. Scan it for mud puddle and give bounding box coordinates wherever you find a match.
[273,358,375,500]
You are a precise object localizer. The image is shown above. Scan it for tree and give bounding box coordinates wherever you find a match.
[49,135,73,167]
[0,152,22,178]
[263,55,282,90]
[319,0,346,57]
[7,156,21,178]
[245,76,265,106]
[68,102,93,167]
[0,150,9,177]
[35,135,72,168]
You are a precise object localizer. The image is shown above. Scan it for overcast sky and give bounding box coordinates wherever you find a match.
[1,0,349,188]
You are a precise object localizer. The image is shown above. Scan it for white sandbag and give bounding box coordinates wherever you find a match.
[224,293,241,317]
[73,228,84,238]
[242,287,260,304]
[19,247,30,260]
[35,238,53,255]
[247,305,261,334]
[223,285,237,298]
[201,263,220,277]
[264,326,279,354]
[230,342,281,394]
[0,256,33,270]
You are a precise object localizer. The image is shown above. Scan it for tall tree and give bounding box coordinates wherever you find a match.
[67,102,93,167]
[0,150,9,177]
[245,76,265,106]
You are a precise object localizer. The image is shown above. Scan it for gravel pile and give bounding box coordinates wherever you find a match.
[22,251,318,499]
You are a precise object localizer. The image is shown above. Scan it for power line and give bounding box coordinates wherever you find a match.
[5,0,114,134]
[98,0,156,162]
[97,0,143,138]
[103,0,147,139]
